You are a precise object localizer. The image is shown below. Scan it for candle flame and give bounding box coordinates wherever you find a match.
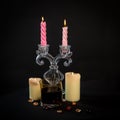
[64,19,66,26]
[42,17,44,21]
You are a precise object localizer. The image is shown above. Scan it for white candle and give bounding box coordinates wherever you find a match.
[29,77,42,100]
[65,72,81,102]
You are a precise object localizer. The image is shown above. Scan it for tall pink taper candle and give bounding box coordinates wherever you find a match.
[40,17,47,46]
[62,19,68,46]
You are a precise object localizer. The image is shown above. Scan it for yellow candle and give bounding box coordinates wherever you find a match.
[65,72,81,102]
[29,77,42,100]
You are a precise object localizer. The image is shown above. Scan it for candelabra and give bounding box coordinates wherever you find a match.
[36,44,72,108]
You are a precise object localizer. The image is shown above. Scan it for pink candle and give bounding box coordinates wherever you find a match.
[40,17,47,46]
[62,19,68,46]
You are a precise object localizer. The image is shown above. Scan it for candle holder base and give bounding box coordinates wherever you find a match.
[40,81,63,109]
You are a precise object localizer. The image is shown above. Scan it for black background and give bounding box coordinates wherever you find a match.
[1,0,120,106]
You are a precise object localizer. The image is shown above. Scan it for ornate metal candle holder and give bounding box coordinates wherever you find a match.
[36,44,72,86]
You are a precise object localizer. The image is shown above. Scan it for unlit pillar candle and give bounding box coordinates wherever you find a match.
[29,77,42,100]
[65,72,81,102]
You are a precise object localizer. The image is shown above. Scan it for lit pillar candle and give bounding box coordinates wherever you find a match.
[29,77,42,100]
[65,72,81,102]
[40,17,47,46]
[62,19,68,46]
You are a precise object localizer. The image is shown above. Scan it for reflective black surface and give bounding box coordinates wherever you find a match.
[0,88,119,119]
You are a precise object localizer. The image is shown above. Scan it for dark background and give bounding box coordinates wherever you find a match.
[1,0,120,100]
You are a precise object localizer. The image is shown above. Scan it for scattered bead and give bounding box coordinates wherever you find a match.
[28,99,33,103]
[66,106,72,111]
[75,108,81,112]
[33,102,39,106]
[57,109,63,113]
[72,102,76,105]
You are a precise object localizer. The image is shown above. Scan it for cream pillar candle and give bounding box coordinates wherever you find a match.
[29,77,42,101]
[65,72,81,102]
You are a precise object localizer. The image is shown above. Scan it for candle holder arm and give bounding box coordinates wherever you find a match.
[36,44,54,66]
[36,53,54,66]
[55,45,72,67]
